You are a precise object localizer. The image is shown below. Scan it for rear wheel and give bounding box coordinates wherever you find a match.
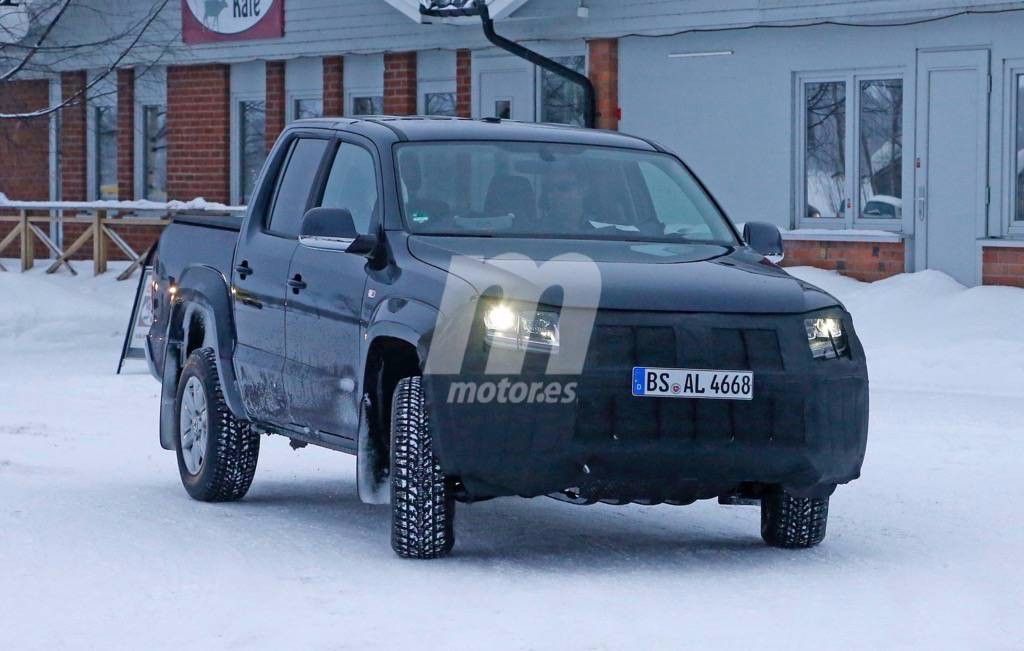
[389,376,455,559]
[174,348,260,502]
[760,491,829,549]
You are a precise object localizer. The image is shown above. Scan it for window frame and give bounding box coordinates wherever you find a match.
[795,68,906,231]
[141,104,167,201]
[311,134,385,236]
[418,77,456,116]
[346,87,384,117]
[93,104,118,200]
[1003,59,1024,237]
[537,53,588,127]
[262,135,333,240]
[288,94,324,123]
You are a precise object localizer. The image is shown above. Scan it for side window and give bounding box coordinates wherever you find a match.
[319,144,379,234]
[267,138,329,237]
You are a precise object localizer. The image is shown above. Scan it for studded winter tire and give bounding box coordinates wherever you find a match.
[174,348,260,502]
[760,491,829,549]
[389,376,455,559]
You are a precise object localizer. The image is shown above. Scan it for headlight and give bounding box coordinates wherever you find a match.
[805,316,848,360]
[483,302,560,352]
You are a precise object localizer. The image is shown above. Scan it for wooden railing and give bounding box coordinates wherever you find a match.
[0,201,245,280]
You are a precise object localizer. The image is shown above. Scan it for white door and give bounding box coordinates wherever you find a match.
[478,69,534,121]
[914,49,990,286]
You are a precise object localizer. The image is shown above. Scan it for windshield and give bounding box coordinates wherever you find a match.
[395,141,738,245]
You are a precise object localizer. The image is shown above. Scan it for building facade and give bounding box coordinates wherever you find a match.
[2,0,1024,286]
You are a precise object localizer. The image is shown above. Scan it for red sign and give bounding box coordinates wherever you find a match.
[182,0,284,44]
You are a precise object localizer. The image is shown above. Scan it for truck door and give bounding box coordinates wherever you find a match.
[232,136,330,425]
[284,137,381,441]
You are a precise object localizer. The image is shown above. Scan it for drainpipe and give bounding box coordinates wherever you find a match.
[420,0,597,128]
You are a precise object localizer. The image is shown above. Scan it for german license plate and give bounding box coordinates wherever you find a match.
[632,367,753,400]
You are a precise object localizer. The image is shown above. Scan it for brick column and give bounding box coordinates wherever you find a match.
[167,64,230,203]
[0,79,50,258]
[117,68,135,199]
[323,56,344,117]
[383,52,417,116]
[60,71,88,201]
[456,49,472,118]
[0,79,50,202]
[588,39,619,131]
[266,61,286,151]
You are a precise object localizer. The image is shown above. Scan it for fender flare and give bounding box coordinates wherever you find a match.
[158,265,248,450]
[355,300,438,504]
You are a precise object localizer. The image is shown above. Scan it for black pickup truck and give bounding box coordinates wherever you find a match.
[147,117,868,559]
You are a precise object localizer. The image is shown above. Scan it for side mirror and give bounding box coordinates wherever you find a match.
[298,207,378,256]
[742,221,785,263]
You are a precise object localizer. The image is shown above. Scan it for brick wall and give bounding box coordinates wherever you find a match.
[167,64,230,203]
[982,246,1024,288]
[588,38,619,131]
[0,79,50,202]
[266,61,286,151]
[323,56,344,117]
[117,68,134,200]
[456,49,472,118]
[0,78,51,258]
[60,71,88,202]
[383,52,417,116]
[782,240,905,282]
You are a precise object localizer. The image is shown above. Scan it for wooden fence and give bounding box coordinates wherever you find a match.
[0,202,244,280]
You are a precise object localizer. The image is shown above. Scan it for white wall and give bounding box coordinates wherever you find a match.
[620,11,1024,249]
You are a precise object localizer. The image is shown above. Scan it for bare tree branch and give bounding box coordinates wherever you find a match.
[0,0,175,120]
[0,0,72,83]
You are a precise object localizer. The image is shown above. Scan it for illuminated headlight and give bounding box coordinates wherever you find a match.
[804,317,848,360]
[483,302,560,352]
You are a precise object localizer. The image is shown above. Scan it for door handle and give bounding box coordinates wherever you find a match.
[288,274,307,293]
[235,261,253,279]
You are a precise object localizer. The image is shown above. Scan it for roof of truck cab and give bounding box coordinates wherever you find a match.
[287,116,660,151]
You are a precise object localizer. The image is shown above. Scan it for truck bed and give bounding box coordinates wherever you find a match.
[155,213,243,282]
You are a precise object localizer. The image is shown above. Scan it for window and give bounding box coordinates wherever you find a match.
[319,144,379,234]
[95,106,118,200]
[352,96,383,116]
[858,79,902,219]
[541,55,586,126]
[804,81,846,219]
[239,100,266,204]
[394,141,737,245]
[294,98,322,120]
[1016,73,1024,222]
[800,75,903,226]
[424,92,456,117]
[143,105,167,201]
[493,99,511,120]
[267,138,328,237]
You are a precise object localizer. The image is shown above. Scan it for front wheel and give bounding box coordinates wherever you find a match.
[174,348,260,502]
[760,491,829,549]
[389,376,455,559]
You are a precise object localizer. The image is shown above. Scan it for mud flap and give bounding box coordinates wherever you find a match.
[357,396,390,504]
[158,342,182,451]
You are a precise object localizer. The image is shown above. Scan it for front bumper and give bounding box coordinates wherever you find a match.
[422,308,869,502]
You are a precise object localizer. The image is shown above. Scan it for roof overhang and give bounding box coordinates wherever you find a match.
[382,0,531,24]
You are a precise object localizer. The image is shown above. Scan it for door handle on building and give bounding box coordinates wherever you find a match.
[917,187,927,222]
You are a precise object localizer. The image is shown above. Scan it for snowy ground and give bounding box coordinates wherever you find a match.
[1,261,1022,650]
